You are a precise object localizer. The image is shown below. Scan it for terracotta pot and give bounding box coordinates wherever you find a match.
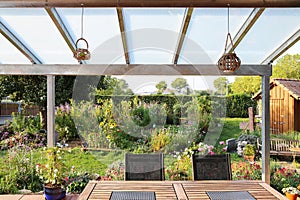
[243,155,255,162]
[285,192,298,200]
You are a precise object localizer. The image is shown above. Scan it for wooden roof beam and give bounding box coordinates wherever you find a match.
[173,7,193,64]
[1,0,300,8]
[117,7,130,64]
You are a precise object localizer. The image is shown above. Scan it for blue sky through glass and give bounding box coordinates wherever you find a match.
[0,8,299,91]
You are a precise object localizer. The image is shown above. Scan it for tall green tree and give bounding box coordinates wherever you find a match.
[0,75,47,107]
[171,78,189,94]
[272,54,300,79]
[156,81,167,94]
[214,77,229,95]
[95,76,133,96]
[0,75,76,107]
[230,76,261,95]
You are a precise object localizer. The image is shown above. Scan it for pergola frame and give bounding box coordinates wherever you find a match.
[1,0,298,185]
[0,0,299,8]
[0,64,272,184]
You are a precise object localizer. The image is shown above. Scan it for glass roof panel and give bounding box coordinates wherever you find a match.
[0,8,77,64]
[123,8,185,64]
[57,8,125,64]
[235,8,300,64]
[0,33,31,64]
[274,40,300,63]
[179,8,252,64]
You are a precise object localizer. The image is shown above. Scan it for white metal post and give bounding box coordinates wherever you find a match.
[261,74,270,184]
[47,75,55,147]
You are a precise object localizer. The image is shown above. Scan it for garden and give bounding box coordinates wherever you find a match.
[0,93,300,197]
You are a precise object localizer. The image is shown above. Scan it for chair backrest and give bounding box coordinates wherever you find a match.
[125,153,164,181]
[192,154,232,180]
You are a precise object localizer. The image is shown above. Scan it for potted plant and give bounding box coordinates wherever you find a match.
[36,147,67,200]
[282,186,300,200]
[243,144,255,162]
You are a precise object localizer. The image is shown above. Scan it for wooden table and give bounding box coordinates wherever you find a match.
[78,180,287,200]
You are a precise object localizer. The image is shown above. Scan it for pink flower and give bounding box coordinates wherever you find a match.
[219,141,225,145]
[208,151,215,155]
[198,148,204,152]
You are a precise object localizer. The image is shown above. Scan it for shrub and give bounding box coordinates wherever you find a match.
[225,94,257,118]
[67,172,92,194]
[0,113,46,150]
[243,144,256,156]
[55,103,78,141]
[0,145,42,193]
[0,131,46,150]
[231,161,262,180]
[165,154,192,180]
[130,107,151,127]
[150,128,171,152]
[271,167,300,193]
[103,160,125,181]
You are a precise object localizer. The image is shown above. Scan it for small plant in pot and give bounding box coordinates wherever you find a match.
[36,147,67,200]
[282,186,300,200]
[243,144,256,162]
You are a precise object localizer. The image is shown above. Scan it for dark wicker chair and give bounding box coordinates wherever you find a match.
[192,154,232,180]
[125,153,164,181]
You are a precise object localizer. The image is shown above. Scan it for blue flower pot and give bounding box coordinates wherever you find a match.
[44,186,66,200]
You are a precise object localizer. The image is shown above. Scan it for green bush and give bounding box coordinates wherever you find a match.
[231,161,262,180]
[225,94,257,118]
[0,145,42,193]
[271,167,300,193]
[0,114,46,150]
[55,103,79,141]
[130,107,151,127]
[67,172,92,194]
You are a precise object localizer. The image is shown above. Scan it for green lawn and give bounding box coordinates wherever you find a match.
[219,118,249,142]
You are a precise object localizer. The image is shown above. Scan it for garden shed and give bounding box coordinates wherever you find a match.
[253,78,300,134]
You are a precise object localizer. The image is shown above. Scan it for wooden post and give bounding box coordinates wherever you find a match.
[47,75,55,147]
[261,74,271,184]
[248,107,254,132]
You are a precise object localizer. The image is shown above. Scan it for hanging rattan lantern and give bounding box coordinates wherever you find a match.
[74,37,91,61]
[74,5,91,62]
[217,6,241,73]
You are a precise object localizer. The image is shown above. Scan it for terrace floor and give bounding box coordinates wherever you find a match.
[0,194,79,200]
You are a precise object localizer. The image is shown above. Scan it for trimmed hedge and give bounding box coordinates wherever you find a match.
[95,94,256,120]
[225,94,257,118]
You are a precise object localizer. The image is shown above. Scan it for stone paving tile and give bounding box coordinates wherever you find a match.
[0,195,23,200]
[0,194,79,200]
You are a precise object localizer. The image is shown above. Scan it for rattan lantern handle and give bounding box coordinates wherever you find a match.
[224,33,234,53]
[75,37,89,49]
